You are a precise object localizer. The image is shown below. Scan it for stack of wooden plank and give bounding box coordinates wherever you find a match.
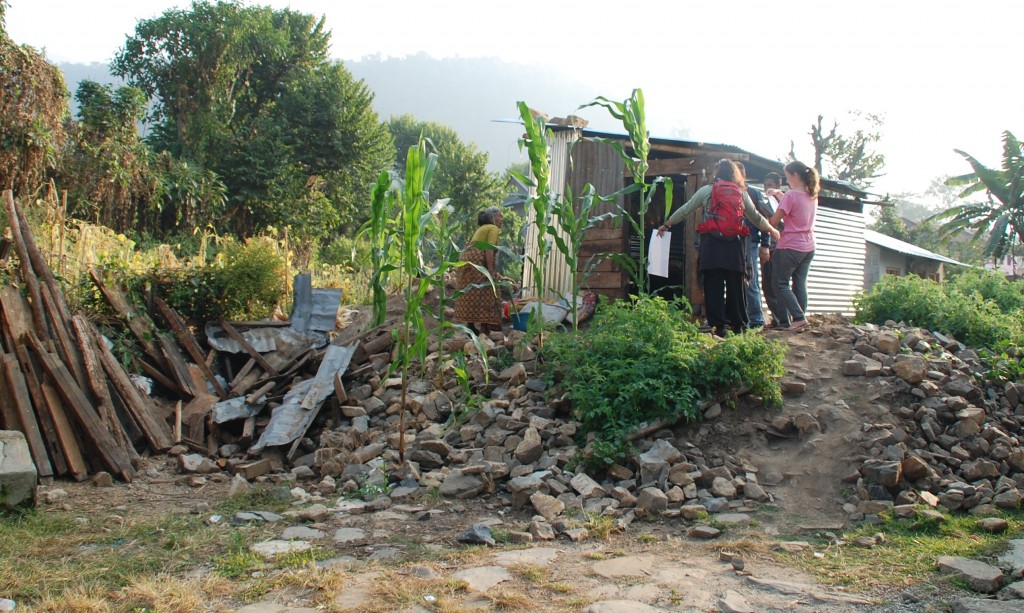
[0,190,174,483]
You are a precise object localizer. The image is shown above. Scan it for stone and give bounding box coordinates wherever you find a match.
[0,431,37,508]
[252,539,312,559]
[529,519,556,540]
[228,473,251,497]
[937,556,1004,593]
[178,453,219,474]
[719,590,754,613]
[952,598,1023,612]
[688,525,721,539]
[530,492,565,521]
[563,527,588,542]
[493,547,560,567]
[333,527,367,545]
[440,469,486,499]
[452,566,511,592]
[514,436,544,465]
[635,487,668,514]
[282,526,325,540]
[744,481,769,502]
[875,331,902,354]
[571,472,606,498]
[457,524,495,546]
[892,355,928,384]
[977,518,1009,533]
[584,602,662,613]
[861,460,902,488]
[711,477,737,499]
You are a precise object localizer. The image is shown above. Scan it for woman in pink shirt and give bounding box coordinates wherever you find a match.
[767,161,819,332]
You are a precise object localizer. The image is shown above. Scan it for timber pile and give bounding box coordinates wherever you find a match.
[0,190,371,484]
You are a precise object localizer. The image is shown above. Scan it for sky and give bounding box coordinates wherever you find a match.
[5,0,1023,203]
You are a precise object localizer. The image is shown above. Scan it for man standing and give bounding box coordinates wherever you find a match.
[737,163,773,328]
[760,172,785,327]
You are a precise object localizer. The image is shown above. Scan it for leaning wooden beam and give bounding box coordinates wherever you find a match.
[12,342,70,476]
[70,316,136,460]
[154,298,227,399]
[27,332,136,481]
[2,190,50,338]
[79,316,173,453]
[1,353,55,480]
[39,379,89,480]
[220,320,279,376]
[88,268,165,369]
[39,282,89,389]
[158,335,198,399]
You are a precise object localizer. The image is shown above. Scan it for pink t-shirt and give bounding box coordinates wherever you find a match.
[777,190,817,252]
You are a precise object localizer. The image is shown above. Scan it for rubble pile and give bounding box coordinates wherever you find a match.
[840,323,1024,520]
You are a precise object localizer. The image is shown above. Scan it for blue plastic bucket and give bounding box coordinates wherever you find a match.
[510,311,531,332]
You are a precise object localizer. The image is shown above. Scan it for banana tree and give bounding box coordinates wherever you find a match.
[931,130,1024,260]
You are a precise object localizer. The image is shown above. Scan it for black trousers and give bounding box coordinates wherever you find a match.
[703,268,747,335]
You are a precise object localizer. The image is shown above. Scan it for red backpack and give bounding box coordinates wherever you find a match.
[696,181,750,238]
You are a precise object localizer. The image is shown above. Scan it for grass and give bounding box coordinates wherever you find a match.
[779,507,1024,591]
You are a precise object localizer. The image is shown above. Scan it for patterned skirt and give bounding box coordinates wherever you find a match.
[454,247,501,326]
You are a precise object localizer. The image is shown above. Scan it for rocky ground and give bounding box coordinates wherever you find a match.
[32,316,1024,612]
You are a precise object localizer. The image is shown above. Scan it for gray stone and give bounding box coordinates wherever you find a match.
[514,436,544,465]
[178,453,219,474]
[282,526,325,540]
[252,539,312,559]
[997,540,1024,574]
[861,460,902,488]
[875,331,902,354]
[571,472,606,498]
[892,355,928,384]
[234,603,320,613]
[689,526,721,539]
[719,590,755,613]
[457,524,495,546]
[711,477,737,499]
[744,481,769,502]
[952,598,1024,612]
[937,556,1004,593]
[636,487,668,514]
[333,527,367,545]
[0,431,37,508]
[977,518,1009,533]
[440,469,486,499]
[494,547,560,567]
[529,519,556,540]
[452,565,511,592]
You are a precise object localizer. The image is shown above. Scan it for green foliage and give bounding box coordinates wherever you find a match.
[929,130,1024,260]
[112,0,394,240]
[854,273,1024,348]
[544,295,785,470]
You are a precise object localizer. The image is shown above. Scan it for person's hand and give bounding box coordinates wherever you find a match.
[768,227,781,241]
[767,188,784,200]
[657,224,669,237]
[759,246,770,265]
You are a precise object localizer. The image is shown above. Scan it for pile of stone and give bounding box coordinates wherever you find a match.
[839,323,1024,521]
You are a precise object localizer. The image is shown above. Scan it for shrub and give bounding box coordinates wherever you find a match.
[854,274,1024,349]
[544,295,785,471]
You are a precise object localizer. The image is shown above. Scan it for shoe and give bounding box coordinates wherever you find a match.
[786,318,808,332]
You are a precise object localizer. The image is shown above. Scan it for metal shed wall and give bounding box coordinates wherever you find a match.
[521,129,576,301]
[804,205,865,316]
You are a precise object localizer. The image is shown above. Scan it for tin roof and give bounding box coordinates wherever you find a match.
[864,229,967,266]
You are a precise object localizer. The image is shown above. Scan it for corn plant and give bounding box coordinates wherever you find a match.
[363,171,397,327]
[581,89,673,295]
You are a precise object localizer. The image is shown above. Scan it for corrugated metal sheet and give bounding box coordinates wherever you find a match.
[805,206,866,316]
[522,129,578,301]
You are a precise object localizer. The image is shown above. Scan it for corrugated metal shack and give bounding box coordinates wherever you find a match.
[521,124,872,317]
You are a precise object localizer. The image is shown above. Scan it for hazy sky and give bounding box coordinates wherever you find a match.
[6,0,1022,201]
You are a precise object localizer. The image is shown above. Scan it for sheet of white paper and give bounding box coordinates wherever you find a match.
[647,229,671,278]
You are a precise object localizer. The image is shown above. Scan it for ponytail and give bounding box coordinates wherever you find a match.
[784,161,820,199]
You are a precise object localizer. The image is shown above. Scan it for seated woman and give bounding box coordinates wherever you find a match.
[454,206,504,335]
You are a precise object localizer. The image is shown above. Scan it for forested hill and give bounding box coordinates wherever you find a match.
[58,54,617,173]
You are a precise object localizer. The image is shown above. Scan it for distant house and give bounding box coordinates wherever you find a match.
[985,252,1023,280]
[863,229,967,291]
[520,124,874,316]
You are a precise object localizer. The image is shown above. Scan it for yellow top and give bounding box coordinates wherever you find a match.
[470,223,500,245]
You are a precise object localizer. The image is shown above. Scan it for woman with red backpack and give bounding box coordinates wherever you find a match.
[657,159,780,336]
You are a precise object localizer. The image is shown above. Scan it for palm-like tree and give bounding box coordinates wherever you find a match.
[930,130,1024,259]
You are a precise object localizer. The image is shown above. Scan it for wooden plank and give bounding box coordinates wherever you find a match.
[27,332,135,481]
[333,372,348,404]
[38,283,89,390]
[2,191,50,338]
[12,343,69,476]
[81,316,173,453]
[39,380,89,480]
[139,359,180,393]
[0,355,22,431]
[219,321,278,376]
[88,268,165,368]
[2,354,54,478]
[229,358,257,394]
[70,316,135,459]
[158,335,198,399]
[154,298,227,399]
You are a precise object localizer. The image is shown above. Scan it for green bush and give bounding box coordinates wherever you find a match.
[544,295,785,471]
[947,269,1024,314]
[854,274,1024,349]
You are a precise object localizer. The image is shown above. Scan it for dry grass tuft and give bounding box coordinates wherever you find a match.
[486,589,534,610]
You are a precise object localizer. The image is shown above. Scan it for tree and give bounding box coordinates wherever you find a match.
[930,130,1024,260]
[387,114,505,234]
[0,3,68,197]
[794,111,886,190]
[112,0,393,241]
[870,201,908,241]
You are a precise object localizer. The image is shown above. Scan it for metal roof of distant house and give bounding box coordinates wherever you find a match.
[864,229,967,266]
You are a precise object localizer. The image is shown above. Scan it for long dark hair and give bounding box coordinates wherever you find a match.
[784,161,820,199]
[714,158,742,184]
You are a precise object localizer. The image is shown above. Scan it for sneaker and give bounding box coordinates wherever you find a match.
[787,318,808,332]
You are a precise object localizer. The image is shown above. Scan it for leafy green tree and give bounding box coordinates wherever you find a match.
[59,81,157,232]
[387,114,505,235]
[930,130,1024,260]
[794,111,886,190]
[0,3,68,197]
[870,201,909,241]
[112,0,393,241]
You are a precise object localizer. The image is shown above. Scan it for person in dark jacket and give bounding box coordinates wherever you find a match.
[736,162,773,328]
